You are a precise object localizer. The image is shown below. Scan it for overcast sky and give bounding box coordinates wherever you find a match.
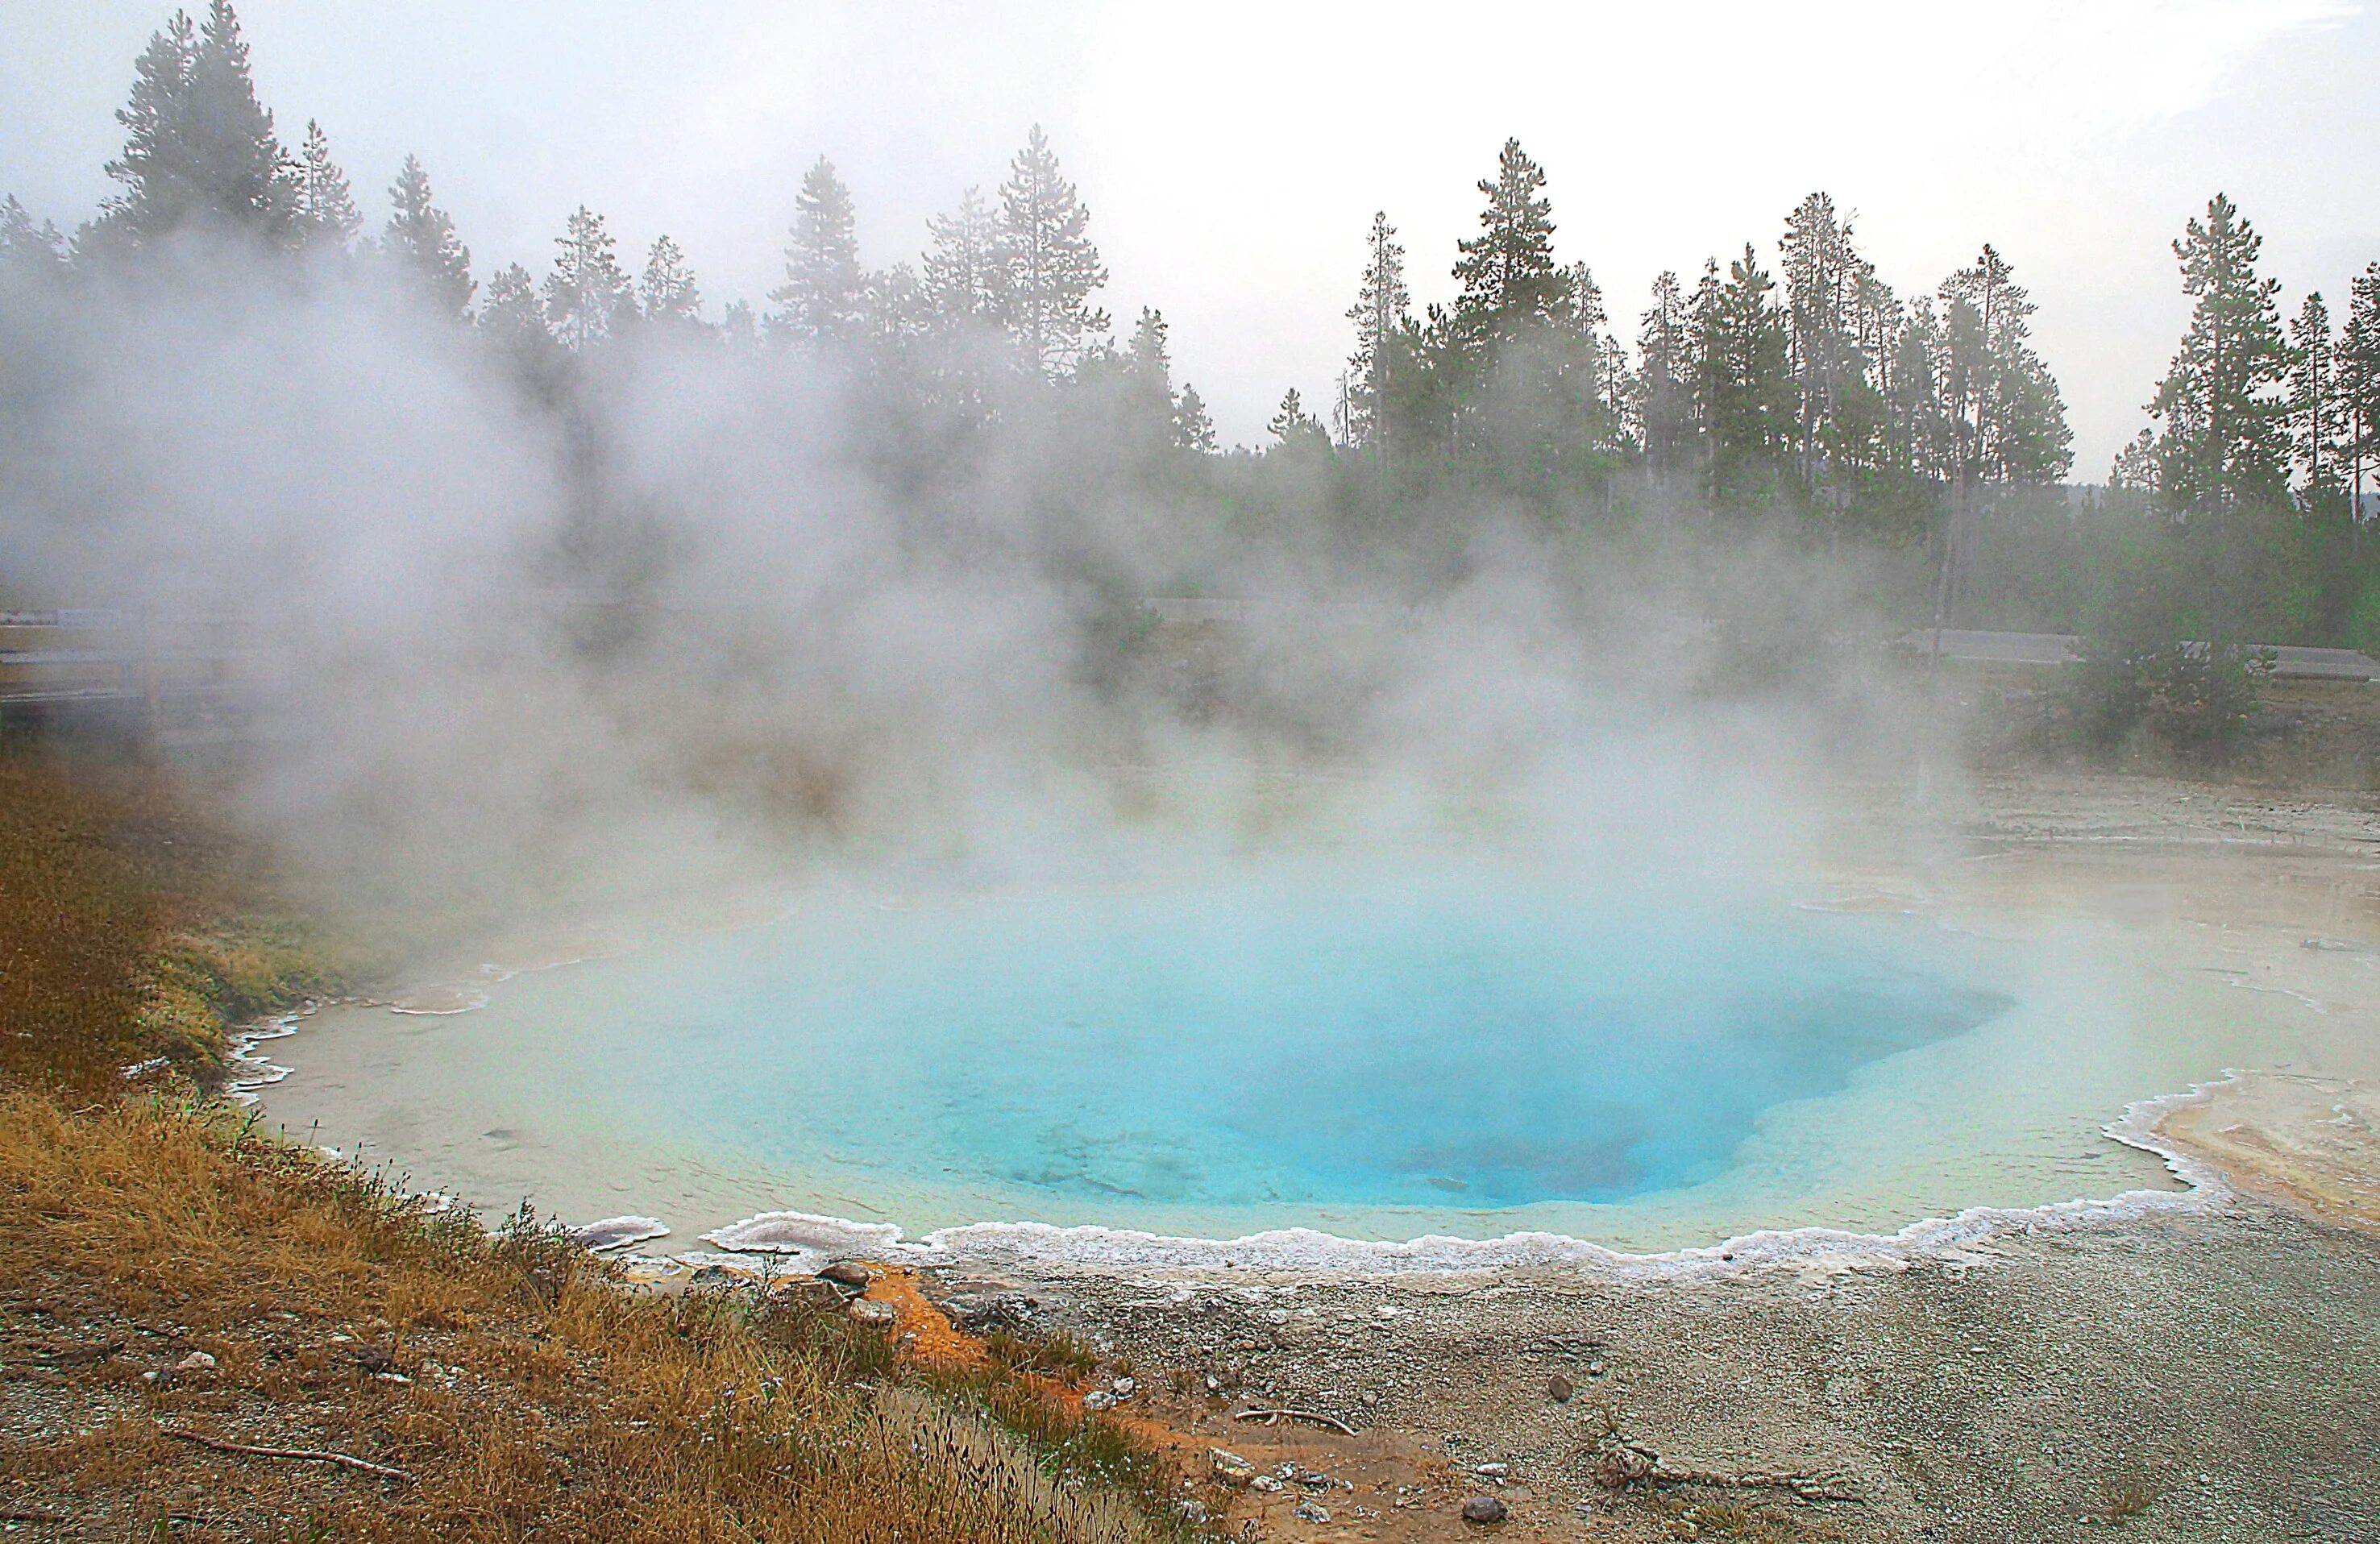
[3,1,2375,468]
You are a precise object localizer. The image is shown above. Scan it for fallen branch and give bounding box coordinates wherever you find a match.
[158,1426,411,1483]
[0,1509,68,1524]
[1588,1415,1862,1504]
[1232,1407,1358,1436]
[1651,1465,1866,1504]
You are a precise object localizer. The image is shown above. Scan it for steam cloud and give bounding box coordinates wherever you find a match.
[0,243,1937,949]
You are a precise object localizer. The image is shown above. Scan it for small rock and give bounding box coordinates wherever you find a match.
[374,1371,412,1384]
[174,1351,217,1374]
[1294,1469,1331,1488]
[141,1367,176,1388]
[1082,1389,1117,1412]
[1110,1375,1136,1397]
[1210,1448,1256,1486]
[819,1260,873,1290]
[846,1299,899,1330]
[1249,1474,1286,1493]
[1175,1499,1211,1524]
[1548,1373,1573,1403]
[1472,1462,1510,1480]
[354,1344,394,1375]
[1293,1500,1331,1523]
[1586,1359,1607,1377]
[771,1277,849,1311]
[1460,1495,1509,1525]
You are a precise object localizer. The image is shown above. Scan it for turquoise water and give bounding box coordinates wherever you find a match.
[484,862,2011,1221]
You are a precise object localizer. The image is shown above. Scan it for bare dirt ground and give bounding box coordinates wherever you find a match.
[933,1199,2378,1543]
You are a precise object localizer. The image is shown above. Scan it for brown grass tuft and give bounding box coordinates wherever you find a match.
[0,754,1203,1542]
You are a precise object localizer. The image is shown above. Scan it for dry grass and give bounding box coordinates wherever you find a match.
[0,752,1201,1542]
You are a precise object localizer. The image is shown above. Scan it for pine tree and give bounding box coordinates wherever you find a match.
[1125,305,1174,410]
[1344,211,1409,456]
[289,119,359,251]
[921,185,1003,325]
[1173,382,1218,453]
[179,2,294,241]
[2287,291,2344,512]
[996,125,1108,376]
[2148,193,2292,517]
[1450,139,1569,346]
[1779,192,1862,482]
[480,261,546,343]
[382,154,474,319]
[542,205,629,351]
[1268,387,1327,450]
[1689,246,1794,501]
[2108,428,2161,493]
[769,156,863,347]
[95,9,201,249]
[2346,265,2380,522]
[721,299,760,351]
[93,5,297,249]
[0,196,69,272]
[1636,270,1693,475]
[639,234,704,332]
[1939,244,2071,485]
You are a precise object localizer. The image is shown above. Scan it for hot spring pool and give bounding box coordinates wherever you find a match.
[263,850,2309,1258]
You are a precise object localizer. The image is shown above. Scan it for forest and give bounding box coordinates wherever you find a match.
[6,0,2380,724]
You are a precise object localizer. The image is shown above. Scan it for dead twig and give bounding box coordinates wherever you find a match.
[1652,1465,1866,1504]
[0,1509,69,1524]
[157,1425,410,1483]
[1232,1406,1358,1436]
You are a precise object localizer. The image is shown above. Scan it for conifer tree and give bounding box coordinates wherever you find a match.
[721,299,760,351]
[289,119,359,251]
[1938,244,2071,485]
[383,154,475,319]
[2345,264,2380,521]
[480,261,546,342]
[542,205,629,351]
[2148,193,2292,517]
[0,196,70,272]
[1689,246,1794,500]
[1345,210,1410,456]
[94,9,201,249]
[770,156,863,347]
[921,185,1003,325]
[1636,270,1694,475]
[996,125,1108,376]
[638,235,704,333]
[1268,387,1328,450]
[2287,291,2344,511]
[2108,428,2161,492]
[94,3,297,250]
[1173,382,1218,453]
[1450,139,1568,346]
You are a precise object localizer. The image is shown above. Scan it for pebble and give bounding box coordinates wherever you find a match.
[174,1351,216,1373]
[1082,1389,1117,1411]
[1111,1376,1135,1396]
[1249,1475,1286,1493]
[819,1261,873,1290]
[1548,1373,1574,1402]
[1460,1495,1510,1525]
[1472,1462,1510,1480]
[845,1299,898,1330]
[1210,1448,1256,1486]
[1293,1500,1331,1523]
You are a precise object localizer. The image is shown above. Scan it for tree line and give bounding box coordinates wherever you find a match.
[7,1,2380,665]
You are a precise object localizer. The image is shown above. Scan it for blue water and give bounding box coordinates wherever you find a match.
[506,862,2012,1218]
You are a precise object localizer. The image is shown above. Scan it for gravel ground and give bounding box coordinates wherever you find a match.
[928,1201,2380,1542]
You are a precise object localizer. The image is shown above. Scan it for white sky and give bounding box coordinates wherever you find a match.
[3,0,2374,469]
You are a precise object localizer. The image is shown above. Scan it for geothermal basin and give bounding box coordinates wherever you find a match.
[254,841,2374,1264]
